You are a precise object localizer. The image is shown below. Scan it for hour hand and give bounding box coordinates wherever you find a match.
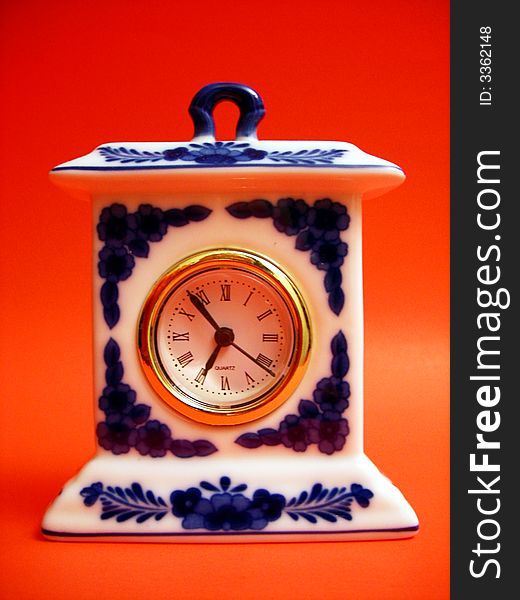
[204,343,223,373]
[195,343,222,385]
[187,291,220,330]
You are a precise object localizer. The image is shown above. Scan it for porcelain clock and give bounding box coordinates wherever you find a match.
[42,82,418,541]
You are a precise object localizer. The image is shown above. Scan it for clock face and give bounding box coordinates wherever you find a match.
[138,249,311,425]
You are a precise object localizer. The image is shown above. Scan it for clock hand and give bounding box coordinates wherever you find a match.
[203,343,223,374]
[198,327,234,378]
[231,342,275,377]
[187,291,220,330]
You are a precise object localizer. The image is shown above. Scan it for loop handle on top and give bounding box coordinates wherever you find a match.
[189,82,265,141]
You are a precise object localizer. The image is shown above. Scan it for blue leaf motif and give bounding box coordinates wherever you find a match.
[131,483,146,502]
[105,362,124,386]
[226,197,349,326]
[230,484,248,493]
[258,428,281,446]
[234,330,351,456]
[297,491,308,504]
[235,432,263,448]
[200,481,219,492]
[81,479,373,530]
[98,144,347,166]
[164,208,189,227]
[183,205,213,222]
[170,439,196,458]
[100,281,118,307]
[80,481,169,523]
[328,286,345,315]
[99,146,164,162]
[103,304,120,329]
[97,201,211,328]
[193,439,218,456]
[95,204,217,460]
[284,483,372,524]
[226,202,253,219]
[308,483,323,502]
[103,338,120,366]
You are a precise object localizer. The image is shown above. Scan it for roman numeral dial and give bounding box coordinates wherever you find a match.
[163,273,289,399]
[139,249,310,426]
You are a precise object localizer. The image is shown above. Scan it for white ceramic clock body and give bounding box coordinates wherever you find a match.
[96,191,361,452]
[43,82,419,542]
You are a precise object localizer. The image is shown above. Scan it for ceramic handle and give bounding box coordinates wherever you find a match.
[189,82,265,141]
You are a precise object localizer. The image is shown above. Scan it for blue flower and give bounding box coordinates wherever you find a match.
[272,198,308,235]
[80,482,104,506]
[351,484,374,508]
[307,199,350,240]
[134,420,172,457]
[132,204,168,242]
[248,489,286,528]
[242,148,268,160]
[162,147,190,161]
[295,228,317,251]
[162,143,268,165]
[202,493,253,531]
[96,415,137,455]
[310,239,348,270]
[98,246,135,282]
[169,479,286,531]
[128,403,151,425]
[193,143,244,165]
[97,203,136,247]
[170,487,203,517]
[312,414,349,455]
[98,383,136,415]
[313,377,350,412]
[279,415,312,452]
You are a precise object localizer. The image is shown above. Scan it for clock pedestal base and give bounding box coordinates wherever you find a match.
[42,453,418,542]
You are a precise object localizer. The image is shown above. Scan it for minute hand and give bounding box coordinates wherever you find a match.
[187,292,220,330]
[231,342,275,377]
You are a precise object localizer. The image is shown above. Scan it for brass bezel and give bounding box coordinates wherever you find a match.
[137,248,312,426]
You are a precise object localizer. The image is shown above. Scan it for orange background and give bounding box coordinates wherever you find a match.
[0,1,449,599]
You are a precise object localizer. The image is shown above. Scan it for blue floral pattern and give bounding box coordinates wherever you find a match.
[98,202,212,328]
[235,331,350,455]
[226,197,349,315]
[80,477,373,530]
[98,338,217,458]
[98,143,348,166]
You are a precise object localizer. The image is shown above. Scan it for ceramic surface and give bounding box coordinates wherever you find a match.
[42,83,418,541]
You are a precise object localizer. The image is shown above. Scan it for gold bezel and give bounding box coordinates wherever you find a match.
[137,248,311,426]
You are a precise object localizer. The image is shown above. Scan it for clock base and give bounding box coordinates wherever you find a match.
[42,453,418,542]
